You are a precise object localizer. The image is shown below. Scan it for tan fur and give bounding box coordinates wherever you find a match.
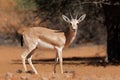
[20,14,86,74]
[22,27,66,47]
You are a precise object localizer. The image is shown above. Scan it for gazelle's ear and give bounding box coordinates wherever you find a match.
[78,14,86,23]
[62,15,70,23]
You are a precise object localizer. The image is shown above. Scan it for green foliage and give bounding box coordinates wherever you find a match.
[14,0,38,11]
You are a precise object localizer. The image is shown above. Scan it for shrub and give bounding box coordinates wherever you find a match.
[14,0,38,11]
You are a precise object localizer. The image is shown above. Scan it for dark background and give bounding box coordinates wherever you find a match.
[15,0,107,47]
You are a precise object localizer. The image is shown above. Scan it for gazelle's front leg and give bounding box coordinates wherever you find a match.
[53,53,59,73]
[58,51,63,74]
[57,47,63,74]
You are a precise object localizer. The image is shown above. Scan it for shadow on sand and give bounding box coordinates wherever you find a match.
[12,57,120,67]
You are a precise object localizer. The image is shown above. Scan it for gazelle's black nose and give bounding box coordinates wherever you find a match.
[73,29,76,32]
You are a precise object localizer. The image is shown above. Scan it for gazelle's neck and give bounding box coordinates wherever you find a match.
[64,26,77,47]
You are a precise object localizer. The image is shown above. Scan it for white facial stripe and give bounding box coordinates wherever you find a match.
[70,19,78,30]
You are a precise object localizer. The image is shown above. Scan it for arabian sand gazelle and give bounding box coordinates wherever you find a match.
[19,13,86,74]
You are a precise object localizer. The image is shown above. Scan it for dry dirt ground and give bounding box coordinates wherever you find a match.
[0,45,120,80]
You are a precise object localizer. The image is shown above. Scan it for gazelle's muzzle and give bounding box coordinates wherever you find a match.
[72,28,76,32]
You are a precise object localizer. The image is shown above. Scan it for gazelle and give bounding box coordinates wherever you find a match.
[20,14,86,74]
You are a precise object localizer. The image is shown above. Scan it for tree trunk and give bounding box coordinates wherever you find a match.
[103,4,120,62]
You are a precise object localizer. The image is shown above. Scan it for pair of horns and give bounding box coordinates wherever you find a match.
[70,12,78,19]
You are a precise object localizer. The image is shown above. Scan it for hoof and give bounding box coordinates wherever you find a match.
[16,69,23,74]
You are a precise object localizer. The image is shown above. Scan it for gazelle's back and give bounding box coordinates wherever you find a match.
[23,27,66,49]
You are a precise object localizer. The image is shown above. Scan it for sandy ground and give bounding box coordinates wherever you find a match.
[0,45,120,80]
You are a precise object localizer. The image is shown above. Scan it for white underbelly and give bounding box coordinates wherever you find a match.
[37,39,55,50]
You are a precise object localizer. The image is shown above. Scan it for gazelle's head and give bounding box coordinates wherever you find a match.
[62,14,86,32]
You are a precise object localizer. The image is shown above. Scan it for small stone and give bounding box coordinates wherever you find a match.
[41,77,49,80]
[5,72,13,80]
[16,69,22,74]
[20,76,29,80]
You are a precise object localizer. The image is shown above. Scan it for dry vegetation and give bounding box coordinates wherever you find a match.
[0,0,20,45]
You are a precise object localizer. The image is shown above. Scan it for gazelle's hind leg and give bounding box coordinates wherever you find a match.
[21,47,37,74]
[21,49,31,72]
[27,49,38,74]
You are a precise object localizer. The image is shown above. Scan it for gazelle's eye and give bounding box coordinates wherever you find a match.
[70,23,72,25]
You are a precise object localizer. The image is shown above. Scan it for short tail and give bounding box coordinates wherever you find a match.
[20,35,24,47]
[16,32,24,47]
